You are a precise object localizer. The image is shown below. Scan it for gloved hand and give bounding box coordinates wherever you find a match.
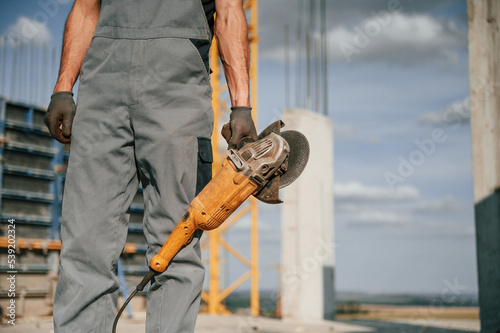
[221,106,258,150]
[44,91,76,143]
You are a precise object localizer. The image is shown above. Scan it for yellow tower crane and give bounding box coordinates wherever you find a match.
[201,0,260,317]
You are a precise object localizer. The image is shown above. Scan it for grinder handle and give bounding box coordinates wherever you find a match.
[148,158,258,274]
[149,211,198,273]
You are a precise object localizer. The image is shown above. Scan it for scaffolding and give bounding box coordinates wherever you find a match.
[201,0,260,316]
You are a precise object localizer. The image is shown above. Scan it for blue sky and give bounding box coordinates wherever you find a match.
[0,0,476,296]
[248,0,474,295]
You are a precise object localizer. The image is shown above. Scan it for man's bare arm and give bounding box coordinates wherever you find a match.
[214,0,250,107]
[44,0,100,143]
[54,0,101,93]
[216,0,257,149]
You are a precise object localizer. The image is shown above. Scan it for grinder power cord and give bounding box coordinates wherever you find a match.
[112,121,309,333]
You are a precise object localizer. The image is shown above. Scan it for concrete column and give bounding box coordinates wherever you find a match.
[281,108,335,321]
[467,1,500,332]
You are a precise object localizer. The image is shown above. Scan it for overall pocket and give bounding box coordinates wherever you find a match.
[196,137,213,195]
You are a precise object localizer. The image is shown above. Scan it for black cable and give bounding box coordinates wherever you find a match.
[112,289,137,333]
[112,269,156,333]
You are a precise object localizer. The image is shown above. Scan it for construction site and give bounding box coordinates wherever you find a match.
[0,0,498,332]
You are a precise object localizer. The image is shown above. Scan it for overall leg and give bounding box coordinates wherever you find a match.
[53,38,139,333]
[130,38,213,333]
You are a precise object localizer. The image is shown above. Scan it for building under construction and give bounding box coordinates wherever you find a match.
[1,0,498,332]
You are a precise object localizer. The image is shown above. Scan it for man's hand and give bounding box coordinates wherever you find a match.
[44,92,76,143]
[221,106,258,149]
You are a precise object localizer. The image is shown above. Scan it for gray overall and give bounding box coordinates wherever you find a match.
[53,0,214,332]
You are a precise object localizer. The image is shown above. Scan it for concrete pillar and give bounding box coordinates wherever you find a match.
[281,108,335,321]
[467,1,500,332]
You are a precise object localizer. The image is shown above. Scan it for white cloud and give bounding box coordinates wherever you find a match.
[330,12,466,65]
[261,12,466,66]
[419,97,470,126]
[349,210,411,224]
[334,123,380,144]
[413,195,466,215]
[432,225,475,237]
[335,181,420,202]
[2,16,51,45]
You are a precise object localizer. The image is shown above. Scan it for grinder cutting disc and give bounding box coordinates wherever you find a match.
[279,130,309,188]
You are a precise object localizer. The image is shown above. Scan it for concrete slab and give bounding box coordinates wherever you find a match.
[0,314,373,333]
[0,314,481,333]
[195,314,373,333]
[388,319,480,332]
[341,320,479,333]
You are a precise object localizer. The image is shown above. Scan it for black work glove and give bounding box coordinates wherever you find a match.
[44,91,76,143]
[221,106,258,150]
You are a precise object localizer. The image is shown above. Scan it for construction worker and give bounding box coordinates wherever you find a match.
[43,0,257,331]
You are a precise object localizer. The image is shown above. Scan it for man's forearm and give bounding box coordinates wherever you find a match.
[54,0,101,93]
[214,0,250,107]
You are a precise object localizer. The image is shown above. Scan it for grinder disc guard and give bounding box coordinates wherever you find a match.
[251,121,310,203]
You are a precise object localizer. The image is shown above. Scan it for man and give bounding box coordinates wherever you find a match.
[43,0,257,331]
